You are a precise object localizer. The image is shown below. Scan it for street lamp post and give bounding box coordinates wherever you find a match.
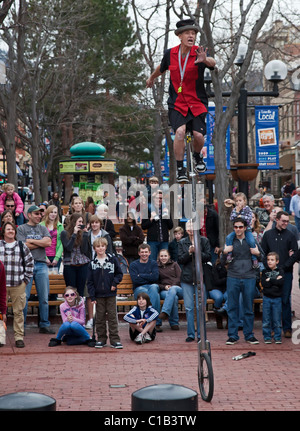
[205,56,288,198]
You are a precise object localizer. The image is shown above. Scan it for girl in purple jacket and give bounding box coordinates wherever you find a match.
[48,287,92,346]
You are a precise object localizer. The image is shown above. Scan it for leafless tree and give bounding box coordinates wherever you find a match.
[132,0,276,243]
[0,0,27,187]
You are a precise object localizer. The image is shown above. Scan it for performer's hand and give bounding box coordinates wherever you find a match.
[146,78,154,88]
[195,46,208,64]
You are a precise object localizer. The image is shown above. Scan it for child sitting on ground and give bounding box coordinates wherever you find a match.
[48,287,92,347]
[224,192,259,268]
[123,292,158,344]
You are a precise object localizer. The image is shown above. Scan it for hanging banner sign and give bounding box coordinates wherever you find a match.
[255,106,279,170]
[203,106,231,174]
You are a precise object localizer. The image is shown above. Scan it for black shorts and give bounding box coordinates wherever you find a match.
[169,109,207,135]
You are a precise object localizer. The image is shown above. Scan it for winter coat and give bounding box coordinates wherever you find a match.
[87,254,123,300]
[177,235,211,285]
[141,204,173,242]
[261,266,284,298]
[123,305,158,326]
[119,223,144,259]
[0,192,24,214]
[157,259,181,291]
[59,298,86,326]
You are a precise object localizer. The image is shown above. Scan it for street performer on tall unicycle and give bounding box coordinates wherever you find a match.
[146,19,216,184]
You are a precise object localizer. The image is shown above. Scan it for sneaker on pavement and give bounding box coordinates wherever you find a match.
[275,339,282,344]
[134,333,144,344]
[95,341,106,349]
[264,339,272,344]
[176,168,188,183]
[48,338,61,347]
[15,340,25,348]
[85,319,93,329]
[246,336,259,344]
[111,342,123,349]
[226,337,238,345]
[144,333,152,343]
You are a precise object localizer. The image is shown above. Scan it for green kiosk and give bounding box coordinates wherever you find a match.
[59,142,116,203]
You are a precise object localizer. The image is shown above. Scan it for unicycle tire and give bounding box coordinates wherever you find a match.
[198,352,214,402]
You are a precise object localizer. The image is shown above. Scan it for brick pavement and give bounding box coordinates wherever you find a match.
[1,266,300,412]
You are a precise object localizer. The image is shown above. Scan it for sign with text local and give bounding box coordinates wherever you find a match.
[255,106,279,170]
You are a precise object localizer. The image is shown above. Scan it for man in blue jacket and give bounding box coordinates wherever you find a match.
[129,243,162,330]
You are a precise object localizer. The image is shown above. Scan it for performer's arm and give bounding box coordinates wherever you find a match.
[146,65,164,88]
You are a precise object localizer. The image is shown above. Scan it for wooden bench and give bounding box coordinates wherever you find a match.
[7,273,262,313]
[7,274,66,310]
[117,274,263,311]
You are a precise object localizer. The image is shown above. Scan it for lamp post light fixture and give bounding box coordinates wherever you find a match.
[204,54,288,198]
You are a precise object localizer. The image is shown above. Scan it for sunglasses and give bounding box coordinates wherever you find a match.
[6,205,15,208]
[64,293,76,298]
[234,226,245,229]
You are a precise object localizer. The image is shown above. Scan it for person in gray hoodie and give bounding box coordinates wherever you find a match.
[222,218,261,345]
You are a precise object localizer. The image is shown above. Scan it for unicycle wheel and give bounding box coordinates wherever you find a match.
[198,352,214,402]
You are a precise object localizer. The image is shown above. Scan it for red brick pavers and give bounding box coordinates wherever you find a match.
[1,266,300,412]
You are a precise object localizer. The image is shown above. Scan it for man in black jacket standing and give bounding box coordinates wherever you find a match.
[261,211,298,338]
[141,190,173,260]
[223,218,261,345]
[178,220,211,342]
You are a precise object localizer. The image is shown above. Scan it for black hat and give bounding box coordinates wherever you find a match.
[175,19,200,36]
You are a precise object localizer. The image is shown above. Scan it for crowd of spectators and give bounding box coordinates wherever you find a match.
[0,179,299,349]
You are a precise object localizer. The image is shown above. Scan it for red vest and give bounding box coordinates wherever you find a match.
[167,44,208,117]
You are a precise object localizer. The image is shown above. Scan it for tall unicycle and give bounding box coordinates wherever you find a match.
[185,132,214,402]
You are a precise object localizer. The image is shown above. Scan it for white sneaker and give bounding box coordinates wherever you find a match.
[85,319,93,329]
[144,333,152,343]
[134,333,144,344]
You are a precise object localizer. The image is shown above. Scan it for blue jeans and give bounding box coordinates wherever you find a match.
[63,263,89,297]
[133,284,161,325]
[238,286,261,328]
[282,271,293,332]
[148,241,169,261]
[181,282,205,339]
[24,261,50,328]
[208,289,227,310]
[56,321,90,345]
[227,276,256,341]
[226,231,256,261]
[160,285,183,326]
[262,296,282,340]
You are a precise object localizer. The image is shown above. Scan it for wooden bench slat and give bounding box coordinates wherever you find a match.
[7,272,263,312]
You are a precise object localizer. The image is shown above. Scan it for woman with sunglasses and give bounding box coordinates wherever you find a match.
[48,287,92,347]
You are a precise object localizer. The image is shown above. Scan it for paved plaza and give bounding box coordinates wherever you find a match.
[1,266,300,413]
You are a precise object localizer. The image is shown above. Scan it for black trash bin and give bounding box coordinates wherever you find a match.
[0,392,56,411]
[132,384,198,411]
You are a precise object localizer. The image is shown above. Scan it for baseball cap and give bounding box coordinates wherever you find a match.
[27,205,41,214]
